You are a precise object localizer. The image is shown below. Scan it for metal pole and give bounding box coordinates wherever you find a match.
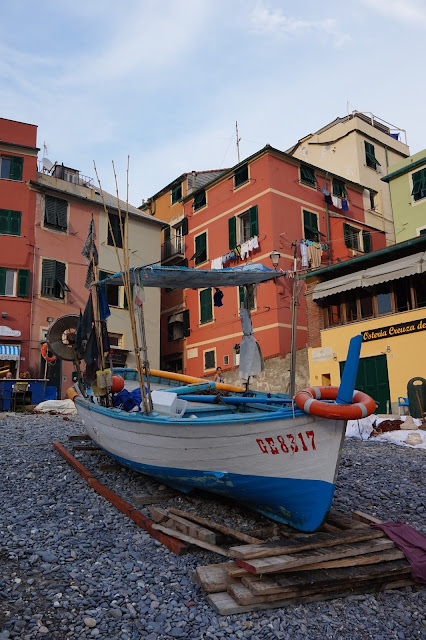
[289,242,298,398]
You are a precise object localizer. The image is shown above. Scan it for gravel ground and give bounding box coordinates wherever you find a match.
[0,412,424,640]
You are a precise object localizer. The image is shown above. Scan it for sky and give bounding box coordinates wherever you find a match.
[1,0,425,207]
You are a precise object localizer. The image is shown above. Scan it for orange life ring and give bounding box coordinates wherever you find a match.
[41,343,56,363]
[294,386,377,420]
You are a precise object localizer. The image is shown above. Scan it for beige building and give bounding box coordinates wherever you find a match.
[287,112,410,245]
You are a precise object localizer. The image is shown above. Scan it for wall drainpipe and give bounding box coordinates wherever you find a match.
[324,171,331,265]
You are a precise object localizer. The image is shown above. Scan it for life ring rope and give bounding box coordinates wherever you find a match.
[294,386,376,420]
[41,342,56,363]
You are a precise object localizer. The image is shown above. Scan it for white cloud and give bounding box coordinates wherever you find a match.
[360,0,426,27]
[249,1,350,47]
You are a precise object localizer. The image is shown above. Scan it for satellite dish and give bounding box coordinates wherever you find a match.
[46,314,80,361]
[42,157,54,172]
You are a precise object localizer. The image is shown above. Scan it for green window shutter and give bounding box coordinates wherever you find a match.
[333,179,347,198]
[239,286,244,308]
[10,156,23,181]
[45,196,57,226]
[195,233,207,265]
[228,216,237,249]
[181,217,188,236]
[200,288,212,324]
[0,209,9,234]
[193,190,206,210]
[249,205,258,237]
[171,183,182,204]
[343,223,351,248]
[10,211,21,236]
[164,226,171,242]
[362,230,372,253]
[365,141,381,168]
[300,165,316,186]
[303,210,318,240]
[0,267,6,296]
[17,269,30,297]
[41,259,56,296]
[108,213,123,248]
[204,350,215,369]
[55,261,69,296]
[411,169,426,200]
[56,198,68,229]
[182,309,190,337]
[234,164,249,188]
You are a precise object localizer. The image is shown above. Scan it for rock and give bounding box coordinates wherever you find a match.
[83,617,97,628]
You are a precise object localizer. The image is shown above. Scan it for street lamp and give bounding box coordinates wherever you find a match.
[270,250,281,269]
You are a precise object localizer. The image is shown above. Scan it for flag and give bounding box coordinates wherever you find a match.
[75,292,94,352]
[82,214,98,289]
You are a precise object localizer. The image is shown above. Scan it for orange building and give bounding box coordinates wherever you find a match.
[0,118,38,377]
[178,145,387,378]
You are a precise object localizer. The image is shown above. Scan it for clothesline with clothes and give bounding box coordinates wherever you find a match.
[300,240,325,269]
[211,235,260,269]
[318,187,349,212]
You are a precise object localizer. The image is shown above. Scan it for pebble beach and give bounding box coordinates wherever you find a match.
[0,413,424,640]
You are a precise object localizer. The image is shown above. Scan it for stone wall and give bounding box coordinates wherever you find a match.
[220,347,310,395]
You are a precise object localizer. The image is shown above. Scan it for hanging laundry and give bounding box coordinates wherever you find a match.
[210,257,223,269]
[97,287,111,320]
[325,193,333,205]
[341,199,349,211]
[307,243,322,268]
[331,195,342,209]
[300,240,308,268]
[214,288,224,307]
[234,245,241,258]
[249,236,259,251]
[240,241,250,260]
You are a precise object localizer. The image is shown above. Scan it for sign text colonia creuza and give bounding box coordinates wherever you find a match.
[362,318,426,342]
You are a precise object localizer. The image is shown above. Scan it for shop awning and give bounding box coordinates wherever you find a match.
[312,271,365,300]
[0,345,20,361]
[313,251,426,300]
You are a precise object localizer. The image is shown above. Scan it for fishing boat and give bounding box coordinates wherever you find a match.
[49,263,376,532]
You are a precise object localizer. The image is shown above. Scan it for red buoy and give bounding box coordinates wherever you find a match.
[111,375,125,393]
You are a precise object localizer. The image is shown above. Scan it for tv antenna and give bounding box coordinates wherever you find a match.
[41,142,54,173]
[235,121,241,163]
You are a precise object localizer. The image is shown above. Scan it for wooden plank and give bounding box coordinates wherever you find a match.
[84,450,108,456]
[193,563,241,593]
[321,522,342,533]
[147,508,217,544]
[243,560,412,596]
[168,507,262,544]
[228,564,252,578]
[352,510,383,525]
[288,548,405,572]
[98,463,122,472]
[207,579,412,615]
[152,524,230,556]
[68,434,91,441]
[327,510,369,530]
[229,528,385,560]
[236,538,397,575]
[72,444,100,450]
[132,492,178,506]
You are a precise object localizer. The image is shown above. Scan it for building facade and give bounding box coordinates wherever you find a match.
[304,235,426,413]
[177,145,387,380]
[382,150,426,242]
[28,168,164,398]
[287,111,410,245]
[0,118,38,378]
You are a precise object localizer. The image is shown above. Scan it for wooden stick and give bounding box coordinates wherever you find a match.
[168,508,262,544]
[152,523,230,556]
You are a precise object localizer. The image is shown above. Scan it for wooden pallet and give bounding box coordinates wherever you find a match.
[193,510,416,614]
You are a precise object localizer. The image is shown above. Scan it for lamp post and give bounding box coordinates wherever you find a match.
[269,250,280,269]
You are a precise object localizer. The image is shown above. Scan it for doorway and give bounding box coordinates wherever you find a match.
[340,354,391,414]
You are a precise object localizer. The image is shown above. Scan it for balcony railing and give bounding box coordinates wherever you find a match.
[162,237,185,262]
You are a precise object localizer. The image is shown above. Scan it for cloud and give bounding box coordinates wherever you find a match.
[249,1,350,47]
[360,0,426,27]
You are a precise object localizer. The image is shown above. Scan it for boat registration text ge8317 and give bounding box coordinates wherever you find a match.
[256,431,316,455]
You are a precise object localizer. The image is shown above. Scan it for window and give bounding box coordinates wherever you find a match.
[239,286,256,310]
[369,191,376,209]
[362,230,372,253]
[168,310,190,341]
[107,212,123,248]
[204,349,215,370]
[376,283,392,316]
[200,288,213,324]
[171,183,182,204]
[224,355,229,365]
[332,179,347,198]
[413,273,426,308]
[343,223,362,251]
[328,300,341,326]
[0,155,23,181]
[228,205,258,248]
[365,141,380,170]
[98,269,119,307]
[300,165,316,187]
[303,210,319,241]
[193,232,207,265]
[394,279,411,313]
[0,209,21,236]
[359,290,373,319]
[108,333,123,348]
[234,164,249,188]
[420,228,426,236]
[41,259,70,299]
[411,168,426,202]
[44,196,68,231]
[346,298,358,322]
[193,190,206,211]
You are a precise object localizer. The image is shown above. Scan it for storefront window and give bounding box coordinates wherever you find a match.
[376,283,392,315]
[346,298,358,322]
[394,279,411,313]
[360,290,374,318]
[328,303,341,326]
[413,274,426,308]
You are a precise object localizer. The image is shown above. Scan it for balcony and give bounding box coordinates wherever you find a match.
[161,237,185,265]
